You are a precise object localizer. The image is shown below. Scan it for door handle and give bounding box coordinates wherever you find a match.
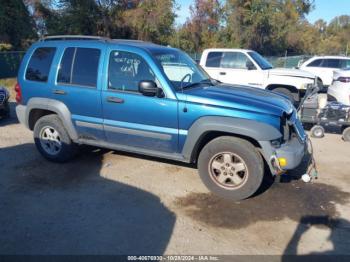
[53,89,67,95]
[107,96,124,104]
[219,72,226,75]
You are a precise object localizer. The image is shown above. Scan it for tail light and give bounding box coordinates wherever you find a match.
[15,82,22,104]
[335,77,350,83]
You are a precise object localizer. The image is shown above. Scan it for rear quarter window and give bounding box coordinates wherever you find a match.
[25,47,56,82]
[205,52,223,68]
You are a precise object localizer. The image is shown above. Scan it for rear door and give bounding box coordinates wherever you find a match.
[52,45,105,140]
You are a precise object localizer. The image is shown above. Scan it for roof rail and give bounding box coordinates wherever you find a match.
[41,35,109,41]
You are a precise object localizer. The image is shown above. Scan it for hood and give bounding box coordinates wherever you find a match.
[269,68,315,79]
[334,68,350,78]
[181,84,294,117]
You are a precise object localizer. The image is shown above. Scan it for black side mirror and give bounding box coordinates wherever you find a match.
[246,60,256,70]
[139,80,159,97]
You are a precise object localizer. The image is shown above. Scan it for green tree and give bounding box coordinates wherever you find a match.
[0,0,36,49]
[172,0,223,53]
[123,0,176,44]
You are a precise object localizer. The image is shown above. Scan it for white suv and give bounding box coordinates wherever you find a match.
[328,69,350,106]
[299,56,350,87]
[200,48,316,104]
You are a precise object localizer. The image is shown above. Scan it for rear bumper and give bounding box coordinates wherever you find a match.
[16,104,27,127]
[259,136,306,175]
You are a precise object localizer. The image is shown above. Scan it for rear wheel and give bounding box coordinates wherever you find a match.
[34,114,77,162]
[0,102,10,118]
[310,125,325,138]
[198,136,264,201]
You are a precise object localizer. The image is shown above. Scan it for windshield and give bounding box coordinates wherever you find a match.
[153,49,211,90]
[248,51,273,70]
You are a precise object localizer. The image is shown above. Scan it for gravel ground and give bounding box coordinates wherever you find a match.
[0,102,350,256]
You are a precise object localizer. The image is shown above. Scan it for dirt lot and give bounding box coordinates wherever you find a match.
[0,102,350,256]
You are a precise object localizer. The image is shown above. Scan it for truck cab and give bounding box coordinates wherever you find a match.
[200,48,316,104]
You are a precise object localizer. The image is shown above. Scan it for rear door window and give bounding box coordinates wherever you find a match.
[322,59,341,68]
[205,52,223,68]
[57,47,100,87]
[26,47,56,82]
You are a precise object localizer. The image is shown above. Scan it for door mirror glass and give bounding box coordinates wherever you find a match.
[246,60,256,70]
[139,80,159,97]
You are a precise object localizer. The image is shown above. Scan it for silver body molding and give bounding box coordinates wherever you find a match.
[16,100,305,173]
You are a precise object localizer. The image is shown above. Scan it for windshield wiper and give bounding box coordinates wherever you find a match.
[183,79,214,89]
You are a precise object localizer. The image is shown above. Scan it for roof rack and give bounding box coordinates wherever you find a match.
[41,35,109,41]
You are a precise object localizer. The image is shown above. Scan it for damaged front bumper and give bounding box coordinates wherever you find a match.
[259,135,307,175]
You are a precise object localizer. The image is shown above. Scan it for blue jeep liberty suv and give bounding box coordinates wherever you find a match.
[16,36,307,200]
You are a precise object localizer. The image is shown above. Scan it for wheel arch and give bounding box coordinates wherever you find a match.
[182,116,282,163]
[266,84,300,101]
[26,98,78,140]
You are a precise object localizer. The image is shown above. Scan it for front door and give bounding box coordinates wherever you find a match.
[102,49,179,153]
[217,51,264,87]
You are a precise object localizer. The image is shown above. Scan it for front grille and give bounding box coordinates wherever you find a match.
[0,93,5,104]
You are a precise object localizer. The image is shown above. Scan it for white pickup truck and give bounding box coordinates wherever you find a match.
[200,48,317,104]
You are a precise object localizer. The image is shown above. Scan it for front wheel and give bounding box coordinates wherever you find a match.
[197,136,264,201]
[272,87,298,106]
[33,114,77,162]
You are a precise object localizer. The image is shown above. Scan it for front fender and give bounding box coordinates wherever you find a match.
[182,116,282,162]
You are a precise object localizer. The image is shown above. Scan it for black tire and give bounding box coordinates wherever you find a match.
[4,102,10,118]
[342,127,350,142]
[272,87,298,106]
[33,114,77,162]
[198,136,264,201]
[310,125,325,138]
[302,123,314,131]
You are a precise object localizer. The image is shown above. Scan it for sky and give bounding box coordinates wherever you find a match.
[175,0,350,25]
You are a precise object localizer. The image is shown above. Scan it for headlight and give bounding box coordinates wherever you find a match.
[301,83,314,90]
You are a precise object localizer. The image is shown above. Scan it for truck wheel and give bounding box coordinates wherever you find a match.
[4,102,10,118]
[342,127,350,142]
[198,136,264,201]
[310,125,325,138]
[272,87,298,106]
[33,114,77,162]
